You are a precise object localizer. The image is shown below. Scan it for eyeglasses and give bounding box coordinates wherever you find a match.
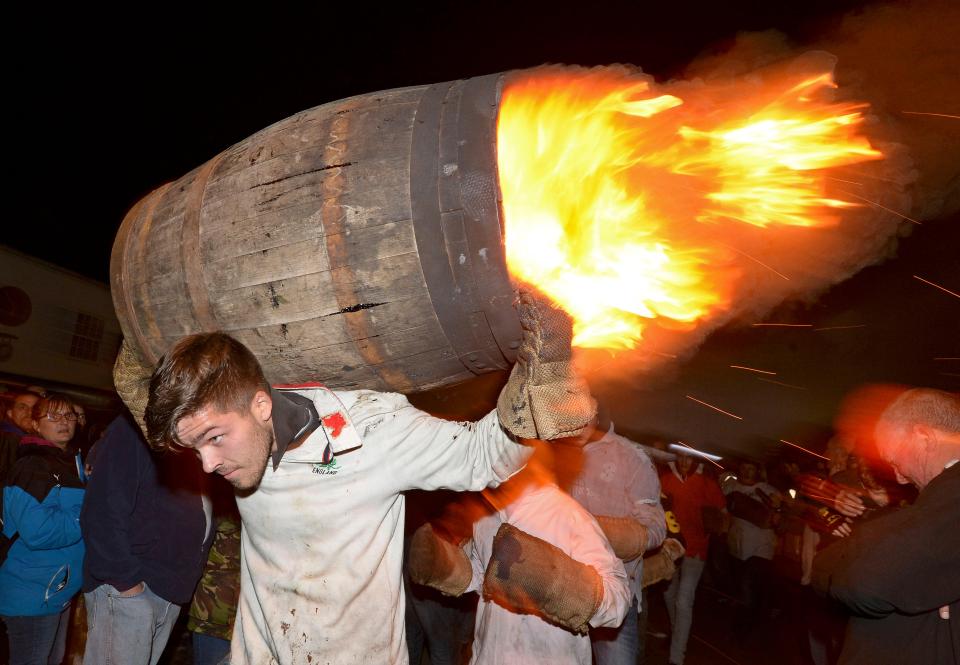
[43,412,78,423]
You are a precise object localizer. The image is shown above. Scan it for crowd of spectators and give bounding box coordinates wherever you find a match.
[0,387,241,665]
[1,377,956,665]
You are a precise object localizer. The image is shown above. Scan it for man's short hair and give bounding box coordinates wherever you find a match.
[5,390,42,417]
[878,388,960,446]
[145,332,271,450]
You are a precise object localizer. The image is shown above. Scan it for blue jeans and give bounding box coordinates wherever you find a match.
[1,605,71,665]
[590,597,639,665]
[192,631,231,665]
[82,582,181,665]
[664,556,706,665]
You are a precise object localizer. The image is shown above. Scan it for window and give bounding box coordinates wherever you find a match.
[70,312,104,362]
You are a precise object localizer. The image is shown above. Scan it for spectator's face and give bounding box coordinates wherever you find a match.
[8,393,39,431]
[74,405,86,428]
[34,406,77,447]
[739,462,758,485]
[677,454,694,476]
[875,422,925,487]
[175,392,275,491]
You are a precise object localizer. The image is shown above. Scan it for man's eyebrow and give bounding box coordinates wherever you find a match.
[184,425,218,447]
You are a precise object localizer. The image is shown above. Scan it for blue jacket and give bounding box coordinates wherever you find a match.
[0,439,85,616]
[81,415,210,605]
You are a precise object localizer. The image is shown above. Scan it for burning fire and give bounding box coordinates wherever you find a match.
[498,64,884,349]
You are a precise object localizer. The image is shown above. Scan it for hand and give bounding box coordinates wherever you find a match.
[661,538,685,561]
[119,582,145,597]
[832,489,866,517]
[831,521,853,538]
[939,605,950,620]
[866,487,889,508]
[497,285,596,440]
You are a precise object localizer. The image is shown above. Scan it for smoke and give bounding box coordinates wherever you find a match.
[810,0,960,220]
[580,0,959,391]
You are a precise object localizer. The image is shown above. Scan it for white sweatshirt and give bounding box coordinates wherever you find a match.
[232,387,532,665]
[466,482,631,665]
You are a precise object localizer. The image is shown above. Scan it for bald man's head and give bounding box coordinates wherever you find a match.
[874,388,960,489]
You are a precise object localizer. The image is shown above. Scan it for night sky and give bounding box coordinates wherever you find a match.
[7,1,958,456]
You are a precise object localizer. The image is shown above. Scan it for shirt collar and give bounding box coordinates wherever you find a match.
[270,388,319,470]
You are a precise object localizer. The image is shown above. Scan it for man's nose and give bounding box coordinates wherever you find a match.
[198,448,221,474]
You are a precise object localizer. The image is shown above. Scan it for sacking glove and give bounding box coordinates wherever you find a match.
[497,287,597,440]
[482,522,602,634]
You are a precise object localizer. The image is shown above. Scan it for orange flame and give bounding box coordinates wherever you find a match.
[497,65,884,349]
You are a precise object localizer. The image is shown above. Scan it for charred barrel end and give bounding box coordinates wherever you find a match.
[410,72,523,379]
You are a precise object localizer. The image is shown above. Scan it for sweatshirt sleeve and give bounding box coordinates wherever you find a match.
[79,417,148,591]
[569,508,631,628]
[356,394,533,493]
[626,449,666,550]
[465,510,504,595]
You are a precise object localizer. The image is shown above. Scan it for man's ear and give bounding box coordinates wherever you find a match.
[251,390,273,423]
[912,423,935,450]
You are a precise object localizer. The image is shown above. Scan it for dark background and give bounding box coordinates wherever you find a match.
[6,0,958,457]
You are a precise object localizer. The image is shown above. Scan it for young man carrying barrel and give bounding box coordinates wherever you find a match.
[115,291,601,664]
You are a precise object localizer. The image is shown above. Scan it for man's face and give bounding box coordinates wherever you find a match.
[8,393,39,432]
[676,454,694,477]
[875,423,923,487]
[176,393,275,491]
[739,462,758,485]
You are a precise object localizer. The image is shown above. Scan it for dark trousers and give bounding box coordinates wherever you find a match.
[1,605,72,665]
[734,555,773,636]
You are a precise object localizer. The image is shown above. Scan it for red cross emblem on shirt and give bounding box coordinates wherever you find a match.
[322,412,347,438]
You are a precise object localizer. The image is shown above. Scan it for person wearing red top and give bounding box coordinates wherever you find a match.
[659,453,728,665]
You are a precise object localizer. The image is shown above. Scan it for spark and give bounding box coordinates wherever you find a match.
[813,324,867,331]
[838,190,922,225]
[685,395,743,420]
[934,357,960,361]
[582,356,620,376]
[758,377,808,391]
[780,439,829,461]
[655,351,679,359]
[722,244,790,281]
[826,176,864,187]
[672,441,725,469]
[752,323,813,328]
[730,365,777,375]
[834,167,902,184]
[902,111,960,120]
[913,275,960,299]
[941,372,960,378]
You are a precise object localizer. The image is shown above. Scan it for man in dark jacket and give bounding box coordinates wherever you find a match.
[80,414,212,665]
[0,390,40,483]
[813,387,960,665]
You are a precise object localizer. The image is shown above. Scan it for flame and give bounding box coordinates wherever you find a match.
[497,65,884,349]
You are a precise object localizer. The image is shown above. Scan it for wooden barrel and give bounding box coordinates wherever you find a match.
[110,74,523,393]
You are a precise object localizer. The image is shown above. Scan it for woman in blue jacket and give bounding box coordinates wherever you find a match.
[0,393,85,665]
